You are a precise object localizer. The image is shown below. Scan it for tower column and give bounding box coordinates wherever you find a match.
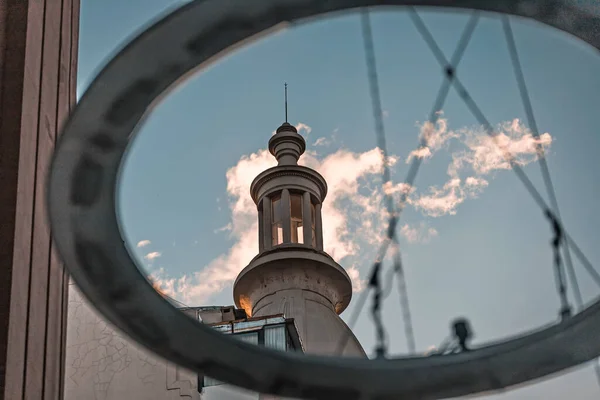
[302,192,312,246]
[262,198,272,250]
[315,203,324,250]
[258,206,265,252]
[281,189,291,243]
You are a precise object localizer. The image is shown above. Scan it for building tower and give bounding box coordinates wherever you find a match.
[233,121,366,357]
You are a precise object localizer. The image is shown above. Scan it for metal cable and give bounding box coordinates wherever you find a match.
[385,11,479,356]
[361,10,394,216]
[547,211,571,317]
[339,9,480,357]
[410,15,600,388]
[335,238,391,355]
[360,9,409,358]
[409,8,600,298]
[409,8,546,208]
[412,6,569,305]
[502,15,600,389]
[395,10,479,214]
[345,7,599,362]
[502,16,583,309]
[370,260,387,358]
[391,237,416,353]
[565,232,600,287]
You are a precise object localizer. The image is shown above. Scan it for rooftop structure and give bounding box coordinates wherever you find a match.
[199,310,304,392]
[233,121,366,357]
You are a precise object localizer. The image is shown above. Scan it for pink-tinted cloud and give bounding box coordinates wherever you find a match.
[151,147,395,305]
[295,122,312,136]
[456,120,552,175]
[149,117,555,304]
[137,240,151,248]
[214,223,233,234]
[407,114,459,163]
[271,122,312,136]
[313,137,329,146]
[408,117,552,217]
[144,251,162,261]
[346,266,366,292]
[399,223,439,244]
[409,177,488,217]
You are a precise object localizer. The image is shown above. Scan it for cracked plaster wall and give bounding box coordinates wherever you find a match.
[63,282,261,399]
[64,281,202,400]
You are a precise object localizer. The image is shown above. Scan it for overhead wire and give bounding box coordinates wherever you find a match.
[565,233,600,287]
[382,11,480,356]
[335,238,391,355]
[359,9,397,357]
[502,16,582,309]
[502,15,600,389]
[338,9,480,357]
[337,9,414,357]
[408,8,600,293]
[411,7,600,388]
[390,237,416,354]
[343,6,600,363]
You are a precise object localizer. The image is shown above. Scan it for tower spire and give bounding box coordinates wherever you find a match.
[284,82,288,123]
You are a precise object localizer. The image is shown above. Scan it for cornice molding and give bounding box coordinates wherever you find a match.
[250,166,328,203]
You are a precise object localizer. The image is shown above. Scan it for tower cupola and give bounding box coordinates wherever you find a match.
[249,122,327,251]
[232,93,366,357]
[269,122,305,166]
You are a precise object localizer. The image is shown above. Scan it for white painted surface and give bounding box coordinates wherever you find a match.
[64,284,261,399]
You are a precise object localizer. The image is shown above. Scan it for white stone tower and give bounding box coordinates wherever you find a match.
[233,121,366,357]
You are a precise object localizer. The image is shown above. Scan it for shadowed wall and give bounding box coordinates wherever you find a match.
[0,0,79,398]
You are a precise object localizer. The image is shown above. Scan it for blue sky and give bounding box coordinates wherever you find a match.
[78,1,600,398]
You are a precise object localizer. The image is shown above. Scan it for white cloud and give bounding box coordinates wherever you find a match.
[454,119,552,175]
[313,127,342,148]
[465,176,489,188]
[153,146,396,305]
[407,147,432,161]
[407,114,459,163]
[214,223,233,234]
[144,252,162,261]
[383,181,413,197]
[295,122,312,135]
[149,116,555,305]
[149,268,177,298]
[137,240,151,248]
[407,117,552,217]
[271,121,312,136]
[400,223,439,244]
[313,137,329,147]
[302,148,392,261]
[346,266,366,292]
[408,177,483,217]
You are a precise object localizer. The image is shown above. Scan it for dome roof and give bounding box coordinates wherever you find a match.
[252,293,366,357]
[275,122,298,134]
[268,122,306,165]
[233,247,366,358]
